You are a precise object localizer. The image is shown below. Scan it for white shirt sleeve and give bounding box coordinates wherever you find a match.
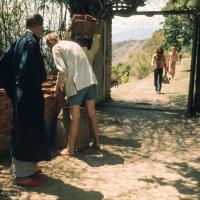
[52,45,68,88]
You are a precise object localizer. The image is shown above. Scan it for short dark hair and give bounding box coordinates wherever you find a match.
[71,34,92,50]
[26,14,43,29]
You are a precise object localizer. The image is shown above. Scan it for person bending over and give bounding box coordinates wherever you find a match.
[46,32,100,155]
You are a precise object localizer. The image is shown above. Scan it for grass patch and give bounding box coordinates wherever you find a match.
[169,94,187,107]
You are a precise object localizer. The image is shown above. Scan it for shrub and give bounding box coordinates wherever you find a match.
[111,63,131,85]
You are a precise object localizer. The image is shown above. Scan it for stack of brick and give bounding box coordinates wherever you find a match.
[0,89,13,153]
[43,77,57,146]
[0,76,67,154]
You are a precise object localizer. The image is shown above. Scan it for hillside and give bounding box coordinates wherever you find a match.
[112,40,147,65]
[111,57,190,109]
[112,31,164,81]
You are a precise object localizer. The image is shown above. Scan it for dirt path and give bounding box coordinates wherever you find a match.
[1,58,200,200]
[111,58,190,110]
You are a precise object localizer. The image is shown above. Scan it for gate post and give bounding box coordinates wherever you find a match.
[194,14,200,114]
[187,14,199,116]
[104,17,112,101]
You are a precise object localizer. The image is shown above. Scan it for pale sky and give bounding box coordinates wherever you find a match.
[112,0,168,42]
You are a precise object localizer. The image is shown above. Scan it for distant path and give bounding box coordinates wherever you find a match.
[111,58,191,110]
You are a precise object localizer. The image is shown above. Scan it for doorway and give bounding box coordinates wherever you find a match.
[110,2,197,114]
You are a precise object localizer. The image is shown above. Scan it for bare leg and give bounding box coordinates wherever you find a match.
[61,105,80,155]
[85,100,100,147]
[172,64,176,78]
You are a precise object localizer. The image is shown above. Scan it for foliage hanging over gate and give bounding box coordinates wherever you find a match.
[162,0,197,51]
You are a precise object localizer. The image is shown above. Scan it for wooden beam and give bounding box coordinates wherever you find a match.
[113,10,197,17]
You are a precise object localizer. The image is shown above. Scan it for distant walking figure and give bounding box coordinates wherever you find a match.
[151,47,167,94]
[179,53,182,63]
[168,46,178,79]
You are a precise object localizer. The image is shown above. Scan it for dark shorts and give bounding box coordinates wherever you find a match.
[68,84,96,105]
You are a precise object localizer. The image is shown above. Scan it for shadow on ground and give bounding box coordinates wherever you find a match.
[99,99,187,112]
[97,103,199,156]
[1,100,200,199]
[23,174,104,200]
[95,103,200,199]
[100,135,142,149]
[139,160,200,197]
[76,148,124,167]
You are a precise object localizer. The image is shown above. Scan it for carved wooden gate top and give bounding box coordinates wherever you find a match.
[63,0,199,18]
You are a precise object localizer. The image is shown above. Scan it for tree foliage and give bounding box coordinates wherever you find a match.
[0,0,24,50]
[162,0,197,51]
[0,0,69,75]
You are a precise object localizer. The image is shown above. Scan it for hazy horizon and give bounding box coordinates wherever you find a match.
[112,0,167,42]
[112,27,160,42]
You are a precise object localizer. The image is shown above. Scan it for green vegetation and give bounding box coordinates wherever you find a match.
[0,0,68,75]
[0,0,24,49]
[131,52,152,80]
[112,0,198,84]
[112,63,131,85]
[162,0,197,51]
[132,31,164,79]
[169,94,188,107]
[112,31,164,83]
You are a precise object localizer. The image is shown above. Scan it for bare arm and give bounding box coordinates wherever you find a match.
[151,54,156,69]
[52,45,68,94]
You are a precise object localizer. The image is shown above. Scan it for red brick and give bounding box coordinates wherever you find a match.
[0,78,61,153]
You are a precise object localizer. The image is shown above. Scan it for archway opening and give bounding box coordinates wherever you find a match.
[110,0,198,115]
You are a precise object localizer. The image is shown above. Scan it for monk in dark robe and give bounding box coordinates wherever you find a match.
[9,14,51,186]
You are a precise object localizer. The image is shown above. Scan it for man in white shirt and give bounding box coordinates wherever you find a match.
[46,32,100,155]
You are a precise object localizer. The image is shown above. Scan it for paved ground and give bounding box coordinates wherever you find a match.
[1,58,200,200]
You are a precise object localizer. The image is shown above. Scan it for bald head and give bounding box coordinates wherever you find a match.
[46,32,60,49]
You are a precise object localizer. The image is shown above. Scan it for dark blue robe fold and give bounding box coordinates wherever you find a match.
[11,32,51,162]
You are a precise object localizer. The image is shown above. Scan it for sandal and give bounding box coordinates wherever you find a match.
[27,168,43,178]
[35,167,43,174]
